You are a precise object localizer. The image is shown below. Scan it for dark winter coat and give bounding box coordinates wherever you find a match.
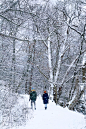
[30,91,37,101]
[42,93,49,104]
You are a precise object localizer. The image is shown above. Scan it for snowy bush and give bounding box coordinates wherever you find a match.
[0,81,32,129]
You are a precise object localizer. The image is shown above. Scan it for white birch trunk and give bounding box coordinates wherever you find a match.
[48,36,53,100]
[54,44,65,83]
[54,54,61,83]
[82,52,86,65]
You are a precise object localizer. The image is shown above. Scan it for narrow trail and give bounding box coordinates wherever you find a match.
[14,95,86,129]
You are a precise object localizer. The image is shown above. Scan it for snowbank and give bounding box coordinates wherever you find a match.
[12,95,86,129]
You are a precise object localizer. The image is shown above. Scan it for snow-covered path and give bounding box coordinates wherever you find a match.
[13,95,86,129]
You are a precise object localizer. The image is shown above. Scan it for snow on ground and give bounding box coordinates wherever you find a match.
[12,95,86,129]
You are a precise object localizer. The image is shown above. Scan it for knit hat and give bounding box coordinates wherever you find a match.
[31,88,35,91]
[44,91,46,93]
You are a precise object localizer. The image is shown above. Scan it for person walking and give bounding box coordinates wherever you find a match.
[29,88,37,110]
[42,91,49,110]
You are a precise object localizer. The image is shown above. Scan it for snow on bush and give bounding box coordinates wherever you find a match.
[0,81,32,129]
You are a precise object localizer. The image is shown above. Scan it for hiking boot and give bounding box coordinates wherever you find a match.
[45,107,47,110]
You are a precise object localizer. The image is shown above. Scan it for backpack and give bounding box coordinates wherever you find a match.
[30,91,37,101]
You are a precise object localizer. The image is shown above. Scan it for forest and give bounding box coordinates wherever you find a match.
[0,0,86,127]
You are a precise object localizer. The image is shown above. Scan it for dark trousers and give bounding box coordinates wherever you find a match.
[31,100,36,109]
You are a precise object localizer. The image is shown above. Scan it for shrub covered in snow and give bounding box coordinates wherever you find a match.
[0,81,32,129]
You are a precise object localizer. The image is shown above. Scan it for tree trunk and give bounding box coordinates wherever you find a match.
[53,86,57,104]
[68,78,85,110]
[68,78,79,110]
[47,36,54,99]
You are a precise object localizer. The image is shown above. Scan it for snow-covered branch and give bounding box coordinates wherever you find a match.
[0,32,29,42]
[61,55,79,86]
